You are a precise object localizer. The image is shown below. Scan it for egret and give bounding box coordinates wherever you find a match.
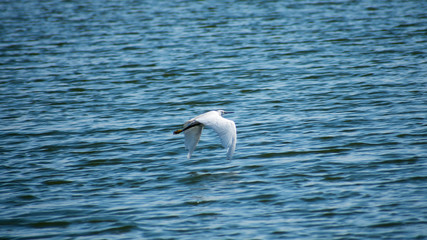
[173,110,237,160]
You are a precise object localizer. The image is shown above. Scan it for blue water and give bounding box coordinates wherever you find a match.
[1,0,427,239]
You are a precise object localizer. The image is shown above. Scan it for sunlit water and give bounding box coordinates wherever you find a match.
[1,0,427,239]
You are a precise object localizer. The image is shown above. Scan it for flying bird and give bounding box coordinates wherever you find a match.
[173,110,237,160]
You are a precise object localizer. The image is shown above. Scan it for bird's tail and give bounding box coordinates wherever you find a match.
[173,129,183,134]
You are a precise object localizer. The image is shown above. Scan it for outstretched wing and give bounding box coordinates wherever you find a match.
[197,114,236,160]
[183,121,204,159]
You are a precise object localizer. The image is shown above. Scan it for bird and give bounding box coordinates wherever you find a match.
[173,110,237,160]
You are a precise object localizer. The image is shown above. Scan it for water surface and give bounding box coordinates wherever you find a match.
[1,0,427,239]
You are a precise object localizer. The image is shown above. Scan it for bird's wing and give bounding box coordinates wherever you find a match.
[197,114,237,160]
[183,120,204,159]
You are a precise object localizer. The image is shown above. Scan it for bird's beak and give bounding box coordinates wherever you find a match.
[224,111,234,114]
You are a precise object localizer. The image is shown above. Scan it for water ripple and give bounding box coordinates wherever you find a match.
[1,0,427,239]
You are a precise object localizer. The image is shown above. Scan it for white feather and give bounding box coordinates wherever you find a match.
[184,124,203,159]
[179,110,237,160]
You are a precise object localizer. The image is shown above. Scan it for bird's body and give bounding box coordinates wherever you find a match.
[173,110,236,160]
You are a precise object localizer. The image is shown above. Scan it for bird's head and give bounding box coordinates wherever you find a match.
[217,110,234,116]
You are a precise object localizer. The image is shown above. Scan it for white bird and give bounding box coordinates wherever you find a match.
[173,110,237,160]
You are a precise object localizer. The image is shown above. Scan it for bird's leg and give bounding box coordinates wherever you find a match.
[173,129,184,134]
[173,121,201,134]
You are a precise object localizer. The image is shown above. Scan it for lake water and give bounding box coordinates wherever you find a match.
[1,0,427,239]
